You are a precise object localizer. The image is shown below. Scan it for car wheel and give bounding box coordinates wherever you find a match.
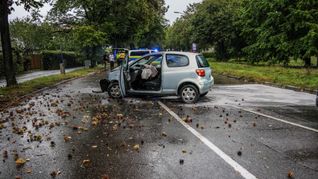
[180,84,199,104]
[108,82,122,98]
[200,92,209,97]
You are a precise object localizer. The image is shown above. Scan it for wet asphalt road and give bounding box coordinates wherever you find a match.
[0,67,84,87]
[0,72,317,179]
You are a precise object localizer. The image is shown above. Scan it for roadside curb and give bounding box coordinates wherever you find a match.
[0,69,104,111]
[217,73,317,95]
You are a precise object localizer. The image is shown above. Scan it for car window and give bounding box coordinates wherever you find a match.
[131,54,162,67]
[148,55,163,67]
[130,51,150,56]
[166,54,189,67]
[196,55,210,67]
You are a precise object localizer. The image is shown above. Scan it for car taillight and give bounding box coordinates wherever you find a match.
[196,69,205,77]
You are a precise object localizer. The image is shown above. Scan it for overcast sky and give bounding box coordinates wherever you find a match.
[9,0,202,24]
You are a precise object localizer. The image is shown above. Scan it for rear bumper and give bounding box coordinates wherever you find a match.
[198,76,214,94]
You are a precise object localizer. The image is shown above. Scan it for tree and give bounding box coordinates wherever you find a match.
[164,3,198,51]
[49,0,167,48]
[74,25,107,66]
[191,0,243,60]
[0,0,48,87]
[239,0,318,66]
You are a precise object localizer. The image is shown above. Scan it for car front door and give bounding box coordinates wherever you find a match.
[119,56,130,97]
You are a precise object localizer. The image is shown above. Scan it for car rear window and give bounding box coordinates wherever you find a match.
[166,54,189,67]
[196,55,210,68]
[130,51,150,56]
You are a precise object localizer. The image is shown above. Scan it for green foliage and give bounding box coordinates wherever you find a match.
[202,52,214,58]
[41,50,82,70]
[74,26,106,49]
[165,0,318,66]
[239,0,318,64]
[49,0,167,48]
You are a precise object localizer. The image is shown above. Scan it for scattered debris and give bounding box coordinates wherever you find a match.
[287,170,294,178]
[237,151,242,156]
[64,136,72,142]
[161,132,167,137]
[179,159,184,165]
[50,170,61,178]
[101,174,110,179]
[133,144,140,152]
[16,158,27,167]
[182,115,192,123]
[81,160,92,168]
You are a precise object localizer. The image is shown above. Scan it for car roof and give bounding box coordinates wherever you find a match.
[129,49,152,52]
[150,51,200,56]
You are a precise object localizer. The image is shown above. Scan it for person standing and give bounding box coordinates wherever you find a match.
[109,53,115,70]
[103,53,109,70]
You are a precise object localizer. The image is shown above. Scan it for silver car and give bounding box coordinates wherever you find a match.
[105,51,214,103]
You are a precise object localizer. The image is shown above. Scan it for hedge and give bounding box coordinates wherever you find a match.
[202,52,215,58]
[42,50,83,70]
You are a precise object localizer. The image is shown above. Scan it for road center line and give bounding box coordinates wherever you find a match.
[158,101,257,179]
[231,106,318,133]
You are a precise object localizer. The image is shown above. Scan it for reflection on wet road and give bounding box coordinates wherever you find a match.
[0,72,317,179]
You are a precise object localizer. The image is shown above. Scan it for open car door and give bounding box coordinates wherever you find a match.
[119,56,130,97]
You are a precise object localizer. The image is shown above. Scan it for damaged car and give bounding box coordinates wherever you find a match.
[102,52,214,103]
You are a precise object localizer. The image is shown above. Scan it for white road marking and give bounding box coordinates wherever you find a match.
[158,101,257,179]
[232,106,318,133]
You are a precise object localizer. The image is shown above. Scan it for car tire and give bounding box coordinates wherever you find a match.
[107,82,122,98]
[180,84,199,104]
[200,92,209,97]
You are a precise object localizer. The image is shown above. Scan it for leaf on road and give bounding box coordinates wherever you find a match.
[81,160,92,168]
[101,175,110,179]
[16,158,27,167]
[64,136,72,142]
[179,159,184,165]
[161,132,167,137]
[288,171,294,178]
[50,170,61,177]
[133,144,140,152]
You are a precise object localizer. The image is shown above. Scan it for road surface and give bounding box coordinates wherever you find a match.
[0,67,84,87]
[0,72,317,179]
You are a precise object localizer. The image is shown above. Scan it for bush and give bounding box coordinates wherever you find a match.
[202,52,215,59]
[42,50,83,70]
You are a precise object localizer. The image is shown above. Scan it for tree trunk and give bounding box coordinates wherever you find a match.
[0,0,17,86]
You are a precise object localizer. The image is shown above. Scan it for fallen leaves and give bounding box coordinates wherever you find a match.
[161,132,167,137]
[179,159,184,165]
[15,158,27,167]
[182,115,192,123]
[133,144,140,152]
[64,135,72,142]
[287,170,294,178]
[50,170,61,177]
[81,160,92,168]
[237,151,242,156]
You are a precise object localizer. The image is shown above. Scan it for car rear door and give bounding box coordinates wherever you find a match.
[196,55,212,81]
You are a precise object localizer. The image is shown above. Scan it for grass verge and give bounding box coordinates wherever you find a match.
[0,66,103,101]
[209,61,318,91]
